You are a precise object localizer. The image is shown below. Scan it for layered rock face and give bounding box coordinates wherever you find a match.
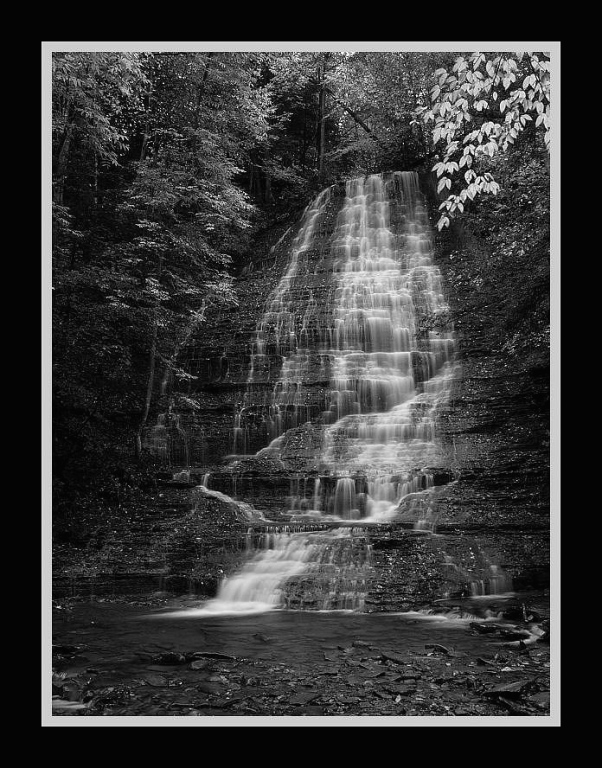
[144,171,549,601]
[426,191,550,531]
[144,182,347,468]
[155,176,453,516]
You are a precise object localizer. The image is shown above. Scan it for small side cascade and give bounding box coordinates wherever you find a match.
[469,565,514,597]
[192,526,373,615]
[144,410,191,467]
[441,553,514,598]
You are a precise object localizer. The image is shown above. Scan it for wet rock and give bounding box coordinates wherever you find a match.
[526,691,550,707]
[391,673,421,681]
[499,628,531,641]
[196,682,224,695]
[425,643,451,655]
[338,645,355,653]
[538,622,550,643]
[190,659,211,671]
[502,604,543,623]
[140,673,168,687]
[288,691,320,705]
[208,674,228,684]
[88,685,133,710]
[338,695,362,704]
[494,696,533,715]
[483,678,534,698]
[212,697,243,709]
[346,674,370,686]
[381,652,407,665]
[192,485,266,523]
[374,690,391,700]
[169,701,192,714]
[470,622,506,634]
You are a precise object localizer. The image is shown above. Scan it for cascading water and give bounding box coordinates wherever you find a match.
[145,411,190,467]
[232,186,334,455]
[189,526,373,615]
[315,172,455,520]
[241,171,456,521]
[201,171,458,614]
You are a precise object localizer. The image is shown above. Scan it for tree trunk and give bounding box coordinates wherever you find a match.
[249,160,255,194]
[317,57,328,182]
[93,154,99,207]
[324,87,380,141]
[135,316,158,459]
[264,170,273,204]
[196,53,214,119]
[54,123,73,204]
[139,82,153,162]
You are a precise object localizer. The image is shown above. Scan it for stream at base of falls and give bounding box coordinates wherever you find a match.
[51,589,551,718]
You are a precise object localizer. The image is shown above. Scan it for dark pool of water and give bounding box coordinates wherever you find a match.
[52,591,547,670]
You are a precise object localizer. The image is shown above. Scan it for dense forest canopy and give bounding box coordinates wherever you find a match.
[50,49,551,541]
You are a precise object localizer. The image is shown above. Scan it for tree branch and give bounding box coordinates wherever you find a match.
[324,87,384,145]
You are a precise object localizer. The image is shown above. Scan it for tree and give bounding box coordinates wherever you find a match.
[52,52,275,523]
[322,51,451,174]
[52,52,148,206]
[417,51,550,230]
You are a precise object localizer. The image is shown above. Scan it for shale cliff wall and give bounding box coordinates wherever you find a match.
[150,174,549,534]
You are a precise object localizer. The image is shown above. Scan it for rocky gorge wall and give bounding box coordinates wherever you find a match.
[150,175,549,521]
[134,171,550,602]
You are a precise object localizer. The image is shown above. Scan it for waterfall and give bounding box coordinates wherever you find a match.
[199,171,458,615]
[237,171,456,521]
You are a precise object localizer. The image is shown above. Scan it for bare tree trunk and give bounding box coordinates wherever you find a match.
[93,153,99,207]
[139,83,153,162]
[135,317,158,460]
[265,170,273,204]
[196,53,214,116]
[249,161,254,194]
[54,123,73,204]
[324,87,380,140]
[317,56,328,182]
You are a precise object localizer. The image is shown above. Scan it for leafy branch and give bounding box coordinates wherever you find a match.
[417,51,551,230]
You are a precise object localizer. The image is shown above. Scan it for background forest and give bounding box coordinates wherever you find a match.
[50,49,551,543]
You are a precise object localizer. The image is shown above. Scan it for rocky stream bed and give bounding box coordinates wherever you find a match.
[50,590,554,723]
